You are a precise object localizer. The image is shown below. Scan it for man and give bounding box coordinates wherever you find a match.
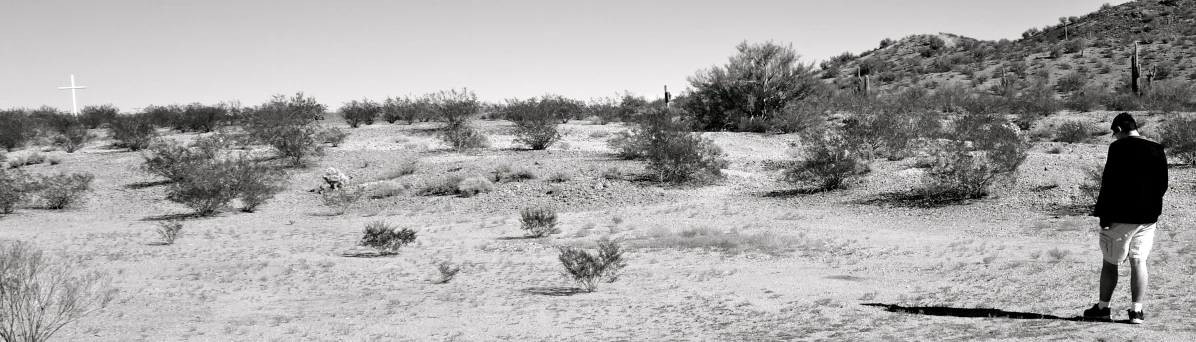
[1082,113,1168,324]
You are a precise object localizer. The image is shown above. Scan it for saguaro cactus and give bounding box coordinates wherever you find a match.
[1131,42,1141,96]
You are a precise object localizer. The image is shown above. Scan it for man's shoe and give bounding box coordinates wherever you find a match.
[1083,304,1112,321]
[1127,309,1145,324]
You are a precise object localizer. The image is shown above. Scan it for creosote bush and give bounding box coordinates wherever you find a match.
[78,104,120,129]
[316,127,349,147]
[359,221,417,255]
[784,129,869,192]
[25,172,94,210]
[0,240,115,342]
[1158,113,1196,164]
[0,109,32,151]
[920,114,1028,202]
[321,185,364,215]
[456,176,494,197]
[557,239,626,292]
[520,206,560,238]
[491,164,536,183]
[52,125,95,153]
[107,114,157,151]
[1077,163,1102,207]
[340,99,382,128]
[156,221,184,245]
[433,261,461,284]
[240,92,327,167]
[503,95,581,149]
[1055,120,1092,143]
[0,168,32,215]
[634,108,728,183]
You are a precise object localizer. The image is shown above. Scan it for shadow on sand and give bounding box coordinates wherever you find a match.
[521,287,588,297]
[863,303,1132,323]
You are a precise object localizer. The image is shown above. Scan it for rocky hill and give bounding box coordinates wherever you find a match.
[821,0,1196,96]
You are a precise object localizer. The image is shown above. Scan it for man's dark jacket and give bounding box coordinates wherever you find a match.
[1093,136,1168,224]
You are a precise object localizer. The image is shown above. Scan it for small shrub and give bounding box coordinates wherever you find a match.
[557,239,626,292]
[491,164,536,182]
[520,206,560,238]
[162,154,286,216]
[107,114,157,151]
[1056,72,1087,93]
[433,261,461,284]
[378,160,418,180]
[784,129,869,191]
[381,96,426,124]
[25,172,94,210]
[504,95,580,149]
[78,104,120,129]
[1158,113,1196,164]
[1047,248,1071,262]
[368,181,408,199]
[52,125,95,153]
[637,108,728,183]
[141,140,213,183]
[156,221,184,245]
[0,168,33,215]
[417,176,463,196]
[601,167,622,180]
[240,93,326,167]
[359,221,416,255]
[316,127,349,147]
[321,185,364,215]
[440,123,490,151]
[1077,163,1102,207]
[456,176,494,197]
[1055,121,1091,143]
[0,109,32,151]
[548,171,571,183]
[340,99,382,128]
[0,241,115,342]
[606,131,645,160]
[921,114,1028,202]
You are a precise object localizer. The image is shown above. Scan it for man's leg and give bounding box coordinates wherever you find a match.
[1100,260,1118,303]
[1129,258,1148,303]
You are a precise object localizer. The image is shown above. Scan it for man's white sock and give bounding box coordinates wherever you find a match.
[1132,302,1143,311]
[1098,301,1110,309]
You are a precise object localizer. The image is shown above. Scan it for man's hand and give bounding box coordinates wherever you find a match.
[1099,218,1111,230]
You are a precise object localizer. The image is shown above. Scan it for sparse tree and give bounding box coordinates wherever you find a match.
[684,41,822,131]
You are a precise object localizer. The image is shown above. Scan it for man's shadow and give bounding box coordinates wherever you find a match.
[863,303,1132,323]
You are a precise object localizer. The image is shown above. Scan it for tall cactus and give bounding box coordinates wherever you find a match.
[1131,42,1141,96]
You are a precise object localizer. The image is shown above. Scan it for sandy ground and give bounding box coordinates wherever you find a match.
[2,111,1195,341]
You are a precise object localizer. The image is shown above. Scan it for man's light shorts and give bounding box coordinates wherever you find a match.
[1099,222,1157,265]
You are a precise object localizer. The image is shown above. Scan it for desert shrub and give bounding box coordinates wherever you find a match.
[141,140,217,182]
[0,168,33,215]
[25,172,94,210]
[0,109,32,151]
[784,129,869,191]
[175,103,229,133]
[1056,120,1092,143]
[240,93,326,167]
[1056,72,1087,93]
[607,131,646,160]
[321,185,364,215]
[417,175,464,196]
[359,221,417,255]
[585,97,621,124]
[29,106,75,135]
[433,261,461,284]
[425,88,487,151]
[78,104,120,129]
[456,176,494,197]
[504,95,578,149]
[0,240,115,342]
[368,181,409,199]
[233,162,286,213]
[491,164,536,182]
[683,41,822,131]
[921,114,1029,202]
[378,160,418,180]
[629,107,728,183]
[1104,92,1143,111]
[340,98,382,128]
[1064,85,1108,112]
[381,96,418,124]
[316,127,349,147]
[557,239,626,292]
[440,123,489,151]
[1144,80,1196,112]
[52,125,94,153]
[1077,163,1102,207]
[107,114,157,151]
[548,171,571,183]
[520,206,560,238]
[1010,82,1062,119]
[156,221,184,245]
[162,153,286,216]
[142,104,183,129]
[1158,113,1196,164]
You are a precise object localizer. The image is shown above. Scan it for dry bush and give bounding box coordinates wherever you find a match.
[784,129,869,192]
[630,107,728,183]
[0,109,32,151]
[1143,80,1196,113]
[1077,163,1102,207]
[0,168,33,216]
[52,125,94,153]
[557,239,626,292]
[683,41,821,131]
[321,185,364,215]
[378,160,418,180]
[340,98,382,128]
[548,171,571,183]
[141,140,216,183]
[433,261,461,284]
[1158,113,1196,164]
[107,114,157,151]
[520,206,560,238]
[417,175,464,196]
[1056,72,1088,93]
[316,127,349,147]
[359,221,416,255]
[78,104,120,129]
[240,93,326,167]
[25,172,94,210]
[920,114,1028,202]
[1055,120,1092,143]
[491,164,536,182]
[456,177,494,197]
[156,221,184,245]
[584,96,621,124]
[0,240,115,342]
[440,123,490,151]
[368,181,409,199]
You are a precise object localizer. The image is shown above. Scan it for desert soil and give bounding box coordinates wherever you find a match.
[2,111,1195,341]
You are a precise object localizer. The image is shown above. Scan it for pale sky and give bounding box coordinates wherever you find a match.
[1,0,1131,112]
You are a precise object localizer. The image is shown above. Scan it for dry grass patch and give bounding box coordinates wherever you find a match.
[633,226,854,257]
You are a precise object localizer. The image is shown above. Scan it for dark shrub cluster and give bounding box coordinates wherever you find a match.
[921,113,1029,202]
[0,109,32,151]
[428,89,488,151]
[520,206,560,238]
[784,129,869,192]
[684,41,822,132]
[1158,113,1196,165]
[143,139,286,216]
[613,107,728,183]
[1055,120,1092,143]
[360,220,417,255]
[557,239,626,292]
[340,99,382,128]
[107,114,158,151]
[381,96,430,124]
[26,172,95,210]
[240,93,327,166]
[78,104,120,129]
[503,95,581,150]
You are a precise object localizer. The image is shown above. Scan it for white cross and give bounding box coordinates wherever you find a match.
[57,74,87,116]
